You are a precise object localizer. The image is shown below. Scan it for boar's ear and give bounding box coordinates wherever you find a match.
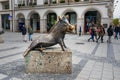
[65,15,69,19]
[58,16,62,21]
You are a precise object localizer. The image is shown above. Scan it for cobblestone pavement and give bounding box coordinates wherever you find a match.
[0,32,120,80]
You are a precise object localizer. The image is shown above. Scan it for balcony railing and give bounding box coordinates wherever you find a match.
[17,2,37,8]
[16,0,112,8]
[44,0,107,5]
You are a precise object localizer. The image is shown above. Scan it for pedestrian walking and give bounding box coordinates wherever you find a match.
[88,26,95,42]
[114,25,119,40]
[96,25,105,43]
[28,26,33,41]
[21,25,27,42]
[93,26,97,41]
[107,25,113,43]
[79,26,82,36]
[118,25,120,39]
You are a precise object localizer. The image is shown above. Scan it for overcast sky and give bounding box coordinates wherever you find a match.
[113,0,120,18]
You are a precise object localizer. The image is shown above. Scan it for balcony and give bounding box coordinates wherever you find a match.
[44,0,79,5]
[43,0,109,5]
[15,0,112,9]
[17,2,37,8]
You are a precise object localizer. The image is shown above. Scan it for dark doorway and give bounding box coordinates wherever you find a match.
[1,14,10,30]
[30,13,40,32]
[84,11,101,33]
[47,13,57,32]
[18,18,25,31]
[65,12,77,25]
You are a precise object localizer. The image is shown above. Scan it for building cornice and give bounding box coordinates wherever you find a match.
[0,9,12,14]
[15,2,109,11]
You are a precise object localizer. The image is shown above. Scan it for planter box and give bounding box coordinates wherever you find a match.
[24,48,72,74]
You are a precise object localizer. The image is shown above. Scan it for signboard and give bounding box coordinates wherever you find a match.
[8,15,12,20]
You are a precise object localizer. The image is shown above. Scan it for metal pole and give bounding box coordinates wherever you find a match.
[12,0,15,32]
[10,0,13,32]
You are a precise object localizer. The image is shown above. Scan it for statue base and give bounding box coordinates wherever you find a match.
[0,36,4,43]
[24,48,72,74]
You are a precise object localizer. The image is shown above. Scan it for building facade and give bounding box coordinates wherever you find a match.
[0,0,114,34]
[113,0,120,18]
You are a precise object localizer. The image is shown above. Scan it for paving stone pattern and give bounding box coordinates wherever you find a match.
[0,32,120,80]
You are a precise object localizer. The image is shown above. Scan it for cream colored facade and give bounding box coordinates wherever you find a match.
[0,0,114,34]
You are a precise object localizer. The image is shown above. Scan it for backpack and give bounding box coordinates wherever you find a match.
[89,29,92,34]
[28,28,33,34]
[89,28,94,34]
[107,28,113,36]
[97,28,101,33]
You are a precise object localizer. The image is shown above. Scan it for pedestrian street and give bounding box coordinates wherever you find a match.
[0,32,120,80]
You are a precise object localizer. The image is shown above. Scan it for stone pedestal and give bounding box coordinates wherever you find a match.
[0,35,4,43]
[24,48,72,74]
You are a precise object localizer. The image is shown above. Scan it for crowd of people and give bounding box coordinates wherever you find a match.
[83,23,120,43]
[20,23,120,43]
[87,24,105,43]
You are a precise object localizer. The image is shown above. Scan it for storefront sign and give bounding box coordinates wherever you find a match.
[8,16,12,20]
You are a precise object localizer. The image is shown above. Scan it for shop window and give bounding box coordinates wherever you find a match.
[22,0,25,6]
[44,0,48,4]
[29,0,33,6]
[33,0,37,5]
[18,0,22,4]
[18,0,22,7]
[84,0,89,1]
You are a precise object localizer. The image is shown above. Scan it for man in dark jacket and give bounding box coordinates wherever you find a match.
[21,25,27,42]
[79,26,82,36]
[107,25,113,43]
[114,25,119,40]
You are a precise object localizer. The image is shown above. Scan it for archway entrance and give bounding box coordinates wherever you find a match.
[65,12,77,33]
[16,14,25,31]
[84,10,101,33]
[30,13,40,32]
[47,13,57,32]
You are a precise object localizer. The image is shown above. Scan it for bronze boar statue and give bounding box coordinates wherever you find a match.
[23,16,75,57]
